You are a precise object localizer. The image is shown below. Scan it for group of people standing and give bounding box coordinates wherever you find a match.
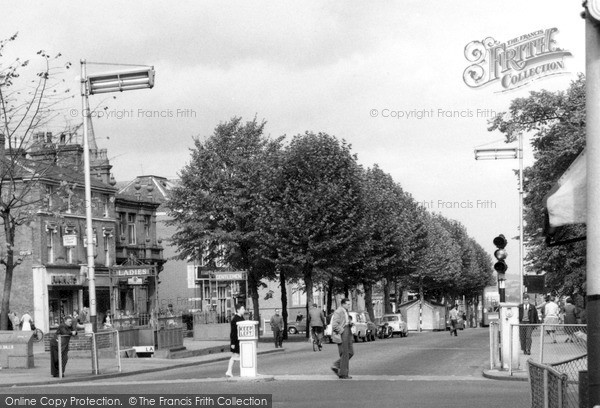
[518,293,584,355]
[4,311,34,331]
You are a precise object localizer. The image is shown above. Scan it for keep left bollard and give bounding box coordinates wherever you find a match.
[237,320,259,377]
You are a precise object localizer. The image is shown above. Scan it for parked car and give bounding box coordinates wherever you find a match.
[349,311,369,342]
[287,317,307,334]
[323,312,375,342]
[380,313,409,337]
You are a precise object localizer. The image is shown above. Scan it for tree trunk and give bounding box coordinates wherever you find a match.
[364,282,374,321]
[383,279,392,314]
[0,219,15,330]
[279,268,288,340]
[326,276,334,315]
[304,264,313,339]
[248,269,260,328]
[351,288,358,311]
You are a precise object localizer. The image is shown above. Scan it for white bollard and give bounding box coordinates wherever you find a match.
[237,321,259,377]
[499,303,520,370]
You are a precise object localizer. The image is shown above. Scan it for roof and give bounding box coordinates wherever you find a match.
[117,175,179,210]
[398,299,446,309]
[0,155,115,192]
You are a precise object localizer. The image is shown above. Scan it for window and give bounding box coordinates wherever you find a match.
[104,234,110,266]
[45,185,54,209]
[46,223,57,263]
[127,213,136,244]
[103,227,113,267]
[143,215,151,240]
[119,213,126,237]
[103,195,110,218]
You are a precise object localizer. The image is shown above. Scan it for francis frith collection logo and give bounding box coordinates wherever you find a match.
[463,28,572,92]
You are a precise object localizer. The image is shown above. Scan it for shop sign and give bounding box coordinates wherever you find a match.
[63,235,77,247]
[50,275,80,285]
[127,276,144,285]
[214,272,245,281]
[112,266,153,277]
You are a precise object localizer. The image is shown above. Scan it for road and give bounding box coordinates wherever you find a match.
[1,328,530,408]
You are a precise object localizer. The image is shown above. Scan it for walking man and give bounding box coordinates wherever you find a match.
[449,305,459,336]
[270,309,284,348]
[331,298,353,379]
[519,293,539,355]
[309,303,326,350]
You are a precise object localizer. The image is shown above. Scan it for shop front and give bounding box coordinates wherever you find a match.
[107,265,182,351]
[108,265,157,328]
[193,269,248,340]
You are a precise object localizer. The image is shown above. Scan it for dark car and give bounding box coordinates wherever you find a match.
[287,317,307,334]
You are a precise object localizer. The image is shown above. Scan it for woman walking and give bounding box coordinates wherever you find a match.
[225,304,245,378]
[543,295,560,343]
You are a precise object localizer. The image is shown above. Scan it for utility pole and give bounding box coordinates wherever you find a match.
[585,1,600,404]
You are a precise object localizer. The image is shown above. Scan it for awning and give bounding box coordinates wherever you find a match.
[545,149,586,227]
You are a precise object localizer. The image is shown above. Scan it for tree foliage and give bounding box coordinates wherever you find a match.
[488,76,586,297]
[256,132,364,322]
[167,117,282,320]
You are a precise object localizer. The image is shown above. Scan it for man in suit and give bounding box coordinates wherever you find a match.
[330,298,354,379]
[308,303,326,350]
[518,293,539,355]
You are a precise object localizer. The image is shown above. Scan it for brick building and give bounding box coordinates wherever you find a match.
[0,130,164,333]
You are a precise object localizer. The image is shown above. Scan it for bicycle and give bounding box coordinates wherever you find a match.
[32,328,44,342]
[311,327,323,352]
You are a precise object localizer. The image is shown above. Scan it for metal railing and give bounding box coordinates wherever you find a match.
[56,330,121,378]
[528,360,569,408]
[510,324,587,408]
[508,324,587,373]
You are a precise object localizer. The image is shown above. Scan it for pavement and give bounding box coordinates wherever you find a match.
[0,337,300,388]
[0,332,534,387]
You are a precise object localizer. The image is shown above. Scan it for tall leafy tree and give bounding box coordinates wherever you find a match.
[167,117,283,321]
[257,132,363,328]
[488,76,586,296]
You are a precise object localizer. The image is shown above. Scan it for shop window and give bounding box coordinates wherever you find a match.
[127,213,136,244]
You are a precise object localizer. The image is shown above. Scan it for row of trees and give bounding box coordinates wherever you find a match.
[168,117,494,323]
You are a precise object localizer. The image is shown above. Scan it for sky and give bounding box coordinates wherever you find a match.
[3,1,587,301]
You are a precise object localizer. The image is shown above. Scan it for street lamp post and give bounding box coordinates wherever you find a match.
[475,136,524,304]
[80,60,155,332]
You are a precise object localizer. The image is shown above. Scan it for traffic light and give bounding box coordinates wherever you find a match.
[493,234,508,274]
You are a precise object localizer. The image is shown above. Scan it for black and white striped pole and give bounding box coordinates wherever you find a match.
[584,1,600,405]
